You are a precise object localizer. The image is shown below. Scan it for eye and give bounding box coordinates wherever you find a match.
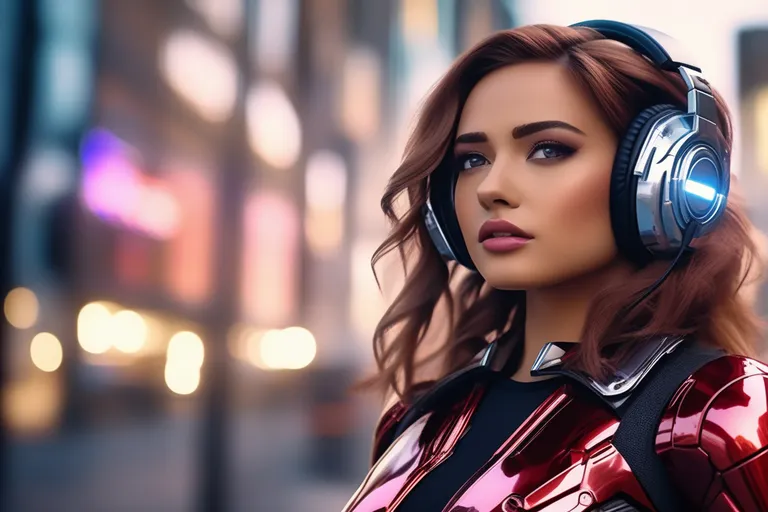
[456,153,490,171]
[527,141,575,161]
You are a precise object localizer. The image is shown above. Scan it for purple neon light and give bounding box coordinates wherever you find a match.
[79,128,179,239]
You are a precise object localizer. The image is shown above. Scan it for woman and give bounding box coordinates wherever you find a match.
[344,21,768,512]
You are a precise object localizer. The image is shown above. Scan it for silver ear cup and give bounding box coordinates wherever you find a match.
[634,112,729,256]
[569,20,730,260]
[423,199,458,261]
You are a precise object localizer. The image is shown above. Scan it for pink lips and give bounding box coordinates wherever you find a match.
[477,219,533,253]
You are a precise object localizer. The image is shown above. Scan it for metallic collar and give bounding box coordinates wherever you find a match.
[471,334,685,410]
[529,336,686,408]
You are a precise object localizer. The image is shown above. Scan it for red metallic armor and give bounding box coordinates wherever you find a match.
[342,340,768,512]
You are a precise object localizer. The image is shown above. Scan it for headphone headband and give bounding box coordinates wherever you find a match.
[569,20,700,72]
[570,20,718,125]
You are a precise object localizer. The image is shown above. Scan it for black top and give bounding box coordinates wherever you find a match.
[395,374,563,512]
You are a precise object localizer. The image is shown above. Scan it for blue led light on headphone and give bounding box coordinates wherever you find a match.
[683,156,721,216]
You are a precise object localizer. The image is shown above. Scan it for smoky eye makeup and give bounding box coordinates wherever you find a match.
[454,152,490,171]
[451,131,579,170]
[526,140,577,161]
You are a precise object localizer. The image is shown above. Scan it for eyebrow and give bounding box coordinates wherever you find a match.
[454,132,488,144]
[454,120,585,145]
[513,120,585,139]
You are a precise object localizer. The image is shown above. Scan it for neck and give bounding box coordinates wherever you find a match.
[511,260,634,382]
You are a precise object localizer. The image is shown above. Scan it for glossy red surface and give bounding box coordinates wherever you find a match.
[657,355,768,511]
[370,401,407,465]
[446,385,652,512]
[347,354,768,512]
[345,383,654,512]
[343,386,485,512]
[667,356,767,448]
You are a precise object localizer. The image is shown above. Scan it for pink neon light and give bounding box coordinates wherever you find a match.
[163,169,215,305]
[241,190,300,326]
[80,130,181,240]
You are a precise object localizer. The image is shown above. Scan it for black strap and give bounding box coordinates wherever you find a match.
[612,343,725,511]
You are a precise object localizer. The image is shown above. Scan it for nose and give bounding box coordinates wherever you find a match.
[476,157,520,210]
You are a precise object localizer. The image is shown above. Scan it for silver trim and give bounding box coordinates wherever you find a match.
[531,343,568,372]
[423,198,458,261]
[479,342,496,367]
[530,336,686,398]
[679,67,718,123]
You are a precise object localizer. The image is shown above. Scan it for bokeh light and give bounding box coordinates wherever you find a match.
[159,29,237,123]
[111,310,148,354]
[164,331,205,395]
[4,287,39,329]
[304,150,348,256]
[258,326,317,370]
[77,302,113,354]
[166,330,205,368]
[30,332,63,373]
[164,362,201,395]
[246,81,302,169]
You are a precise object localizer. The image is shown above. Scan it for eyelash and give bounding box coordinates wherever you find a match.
[454,141,576,171]
[527,140,576,161]
[455,152,489,171]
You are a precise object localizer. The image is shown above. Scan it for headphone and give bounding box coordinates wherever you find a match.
[422,19,730,270]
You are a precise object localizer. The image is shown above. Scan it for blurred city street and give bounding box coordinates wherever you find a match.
[2,0,768,511]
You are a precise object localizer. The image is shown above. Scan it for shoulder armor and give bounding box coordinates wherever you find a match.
[370,381,432,465]
[656,354,768,510]
[369,342,501,465]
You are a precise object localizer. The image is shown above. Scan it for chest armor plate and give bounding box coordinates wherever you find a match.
[343,382,654,512]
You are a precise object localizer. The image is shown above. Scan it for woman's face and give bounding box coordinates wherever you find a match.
[453,61,624,291]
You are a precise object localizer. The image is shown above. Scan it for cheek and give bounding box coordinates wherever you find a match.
[544,163,616,255]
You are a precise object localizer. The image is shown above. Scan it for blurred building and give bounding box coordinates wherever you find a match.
[2,1,768,511]
[739,26,768,316]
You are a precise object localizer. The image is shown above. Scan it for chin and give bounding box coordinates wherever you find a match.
[483,275,555,292]
[478,264,560,291]
[477,253,627,292]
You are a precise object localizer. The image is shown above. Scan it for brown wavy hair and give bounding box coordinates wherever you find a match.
[366,24,764,402]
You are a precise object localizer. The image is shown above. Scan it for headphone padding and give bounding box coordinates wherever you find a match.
[610,104,679,266]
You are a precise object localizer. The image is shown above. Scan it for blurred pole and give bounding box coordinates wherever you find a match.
[198,1,253,511]
[0,0,38,505]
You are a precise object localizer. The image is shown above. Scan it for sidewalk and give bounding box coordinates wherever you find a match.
[7,406,371,512]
